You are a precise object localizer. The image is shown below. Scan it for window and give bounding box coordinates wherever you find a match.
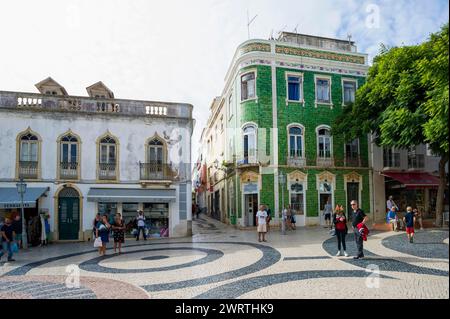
[18,132,39,179]
[148,138,164,165]
[243,124,257,163]
[59,133,80,180]
[345,139,359,166]
[383,148,400,167]
[98,135,117,180]
[288,126,303,158]
[408,146,424,169]
[317,128,332,158]
[241,72,256,101]
[287,75,302,101]
[343,80,356,104]
[316,78,331,103]
[20,133,38,162]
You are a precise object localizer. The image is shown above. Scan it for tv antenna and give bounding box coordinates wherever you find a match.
[247,10,258,39]
[293,24,299,33]
[347,33,352,43]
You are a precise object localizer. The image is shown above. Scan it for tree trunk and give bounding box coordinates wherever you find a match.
[435,156,448,227]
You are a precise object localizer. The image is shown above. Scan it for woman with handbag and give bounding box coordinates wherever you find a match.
[333,205,348,257]
[112,213,125,254]
[95,215,111,256]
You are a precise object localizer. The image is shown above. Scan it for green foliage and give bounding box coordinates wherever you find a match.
[332,23,449,156]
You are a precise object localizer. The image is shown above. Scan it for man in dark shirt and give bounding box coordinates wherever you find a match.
[0,217,16,262]
[350,200,368,259]
[12,215,23,249]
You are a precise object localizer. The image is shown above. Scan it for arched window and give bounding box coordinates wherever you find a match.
[148,138,164,165]
[59,132,80,180]
[317,127,332,158]
[288,126,304,158]
[18,132,40,179]
[98,135,118,180]
[243,124,257,163]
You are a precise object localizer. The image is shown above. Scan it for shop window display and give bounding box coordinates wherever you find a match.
[143,203,169,238]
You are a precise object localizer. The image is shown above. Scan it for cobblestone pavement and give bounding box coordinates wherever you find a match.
[0,216,448,299]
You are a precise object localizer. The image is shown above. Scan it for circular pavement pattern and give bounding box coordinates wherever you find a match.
[381,230,449,259]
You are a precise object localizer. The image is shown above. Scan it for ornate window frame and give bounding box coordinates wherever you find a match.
[15,127,42,180]
[341,78,358,106]
[285,71,304,105]
[56,129,82,181]
[287,123,305,159]
[240,69,258,103]
[96,131,120,182]
[316,125,333,159]
[314,74,333,108]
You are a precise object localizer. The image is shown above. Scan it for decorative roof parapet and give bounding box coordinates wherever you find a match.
[0,91,193,120]
[275,45,366,65]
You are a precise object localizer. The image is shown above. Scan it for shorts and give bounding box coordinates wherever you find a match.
[15,233,22,241]
[406,227,414,234]
[257,224,267,233]
[324,214,331,220]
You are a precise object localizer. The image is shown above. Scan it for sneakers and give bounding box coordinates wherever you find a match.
[7,258,15,262]
[410,237,414,243]
[344,251,349,257]
[336,251,342,256]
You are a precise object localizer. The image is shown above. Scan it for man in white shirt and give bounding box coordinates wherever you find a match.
[136,210,147,241]
[386,196,398,212]
[281,206,288,235]
[256,205,268,242]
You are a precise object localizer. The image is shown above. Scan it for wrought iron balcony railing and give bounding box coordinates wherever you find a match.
[19,161,39,179]
[139,162,175,181]
[98,163,117,180]
[60,162,78,179]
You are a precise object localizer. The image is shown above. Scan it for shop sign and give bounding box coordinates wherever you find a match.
[0,202,35,209]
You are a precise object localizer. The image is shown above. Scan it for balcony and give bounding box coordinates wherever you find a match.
[98,163,117,180]
[19,161,39,179]
[408,154,425,170]
[316,157,334,167]
[60,162,78,180]
[287,156,306,167]
[236,157,259,167]
[139,163,175,181]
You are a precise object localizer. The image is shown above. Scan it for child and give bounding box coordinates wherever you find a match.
[403,206,416,243]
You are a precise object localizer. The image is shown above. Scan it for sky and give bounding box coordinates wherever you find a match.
[0,0,448,164]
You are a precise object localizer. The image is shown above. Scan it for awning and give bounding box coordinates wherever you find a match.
[383,172,440,188]
[0,187,49,209]
[87,188,176,203]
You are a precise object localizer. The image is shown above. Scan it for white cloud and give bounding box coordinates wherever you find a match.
[0,0,448,163]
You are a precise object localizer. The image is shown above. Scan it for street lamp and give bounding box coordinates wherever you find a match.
[16,178,28,249]
[278,172,286,234]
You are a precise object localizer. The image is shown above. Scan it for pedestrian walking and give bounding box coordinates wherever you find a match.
[403,207,416,243]
[96,215,110,256]
[350,200,368,259]
[136,210,147,241]
[266,205,272,232]
[286,205,293,230]
[290,209,297,230]
[333,205,348,257]
[413,208,424,230]
[112,213,125,254]
[0,217,16,262]
[281,206,288,235]
[92,213,101,240]
[323,198,332,228]
[256,205,268,242]
[12,214,22,249]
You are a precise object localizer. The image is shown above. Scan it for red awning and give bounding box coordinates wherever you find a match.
[383,172,440,188]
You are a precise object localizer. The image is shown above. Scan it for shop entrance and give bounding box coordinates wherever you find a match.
[58,187,80,240]
[244,194,258,227]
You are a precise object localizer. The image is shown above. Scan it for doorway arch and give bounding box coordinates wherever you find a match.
[55,185,82,240]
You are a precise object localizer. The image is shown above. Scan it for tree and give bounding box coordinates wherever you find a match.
[333,23,449,226]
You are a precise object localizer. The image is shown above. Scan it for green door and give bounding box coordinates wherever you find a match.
[59,197,80,240]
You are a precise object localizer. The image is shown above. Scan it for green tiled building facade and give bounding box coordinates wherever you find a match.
[214,33,371,227]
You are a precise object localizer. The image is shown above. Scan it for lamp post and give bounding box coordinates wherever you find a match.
[16,178,28,249]
[278,172,286,234]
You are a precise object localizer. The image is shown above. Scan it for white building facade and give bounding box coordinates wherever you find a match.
[0,78,194,243]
